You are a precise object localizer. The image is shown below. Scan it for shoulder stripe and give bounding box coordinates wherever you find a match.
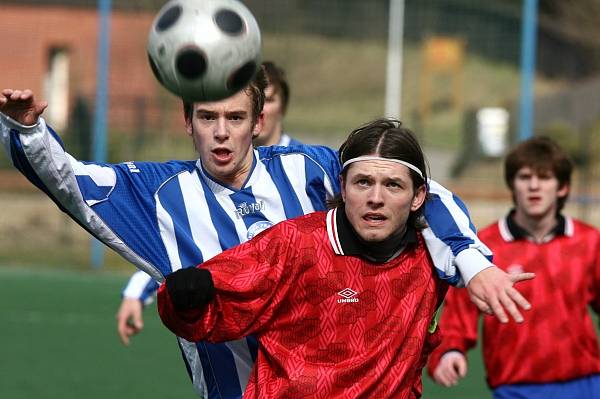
[327,208,344,255]
[69,156,116,187]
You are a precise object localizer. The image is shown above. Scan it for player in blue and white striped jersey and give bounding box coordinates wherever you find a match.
[0,71,532,398]
[116,61,301,345]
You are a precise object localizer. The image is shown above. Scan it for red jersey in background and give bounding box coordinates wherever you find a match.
[428,214,600,388]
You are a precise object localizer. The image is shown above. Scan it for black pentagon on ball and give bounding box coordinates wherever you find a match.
[176,47,207,80]
[215,9,245,35]
[147,53,165,85]
[156,4,182,32]
[227,61,257,92]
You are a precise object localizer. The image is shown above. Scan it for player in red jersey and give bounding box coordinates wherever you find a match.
[428,137,600,398]
[157,118,532,398]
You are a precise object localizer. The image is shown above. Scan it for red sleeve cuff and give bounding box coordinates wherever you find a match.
[157,282,206,341]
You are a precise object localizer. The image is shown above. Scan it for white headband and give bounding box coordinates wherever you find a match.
[342,156,424,179]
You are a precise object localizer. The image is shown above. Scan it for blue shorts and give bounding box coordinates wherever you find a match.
[493,374,600,399]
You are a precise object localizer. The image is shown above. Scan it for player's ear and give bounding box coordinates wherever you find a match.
[557,182,569,199]
[184,108,193,137]
[340,175,347,202]
[411,184,427,211]
[252,112,264,139]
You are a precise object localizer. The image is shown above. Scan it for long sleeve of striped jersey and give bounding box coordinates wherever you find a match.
[422,180,493,286]
[122,270,159,304]
[1,113,173,282]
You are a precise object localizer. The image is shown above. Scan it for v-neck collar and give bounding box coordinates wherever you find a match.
[195,149,259,193]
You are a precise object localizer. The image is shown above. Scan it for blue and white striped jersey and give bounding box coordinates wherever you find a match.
[123,131,302,302]
[1,113,493,399]
[123,131,303,303]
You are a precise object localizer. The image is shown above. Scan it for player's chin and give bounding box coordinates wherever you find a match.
[356,227,390,243]
[204,162,236,182]
[524,206,549,217]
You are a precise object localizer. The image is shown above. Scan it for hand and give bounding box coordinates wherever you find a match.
[433,351,467,387]
[0,89,47,125]
[467,266,535,323]
[116,297,144,346]
[165,267,215,311]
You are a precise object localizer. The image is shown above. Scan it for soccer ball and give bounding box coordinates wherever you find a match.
[147,0,262,102]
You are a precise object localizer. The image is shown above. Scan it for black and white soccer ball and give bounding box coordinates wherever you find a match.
[147,0,262,102]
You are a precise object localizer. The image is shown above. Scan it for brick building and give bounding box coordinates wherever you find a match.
[0,1,175,133]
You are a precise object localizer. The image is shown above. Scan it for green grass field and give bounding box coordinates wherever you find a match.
[0,266,192,398]
[1,265,493,399]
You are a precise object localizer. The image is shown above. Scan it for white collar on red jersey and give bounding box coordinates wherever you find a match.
[325,206,417,262]
[498,211,574,243]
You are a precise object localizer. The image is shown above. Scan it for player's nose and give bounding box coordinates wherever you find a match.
[367,185,384,206]
[214,118,229,140]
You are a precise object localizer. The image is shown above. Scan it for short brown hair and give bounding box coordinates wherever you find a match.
[183,66,267,124]
[262,61,290,115]
[505,136,573,211]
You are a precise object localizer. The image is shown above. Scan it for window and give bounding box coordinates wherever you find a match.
[44,47,70,130]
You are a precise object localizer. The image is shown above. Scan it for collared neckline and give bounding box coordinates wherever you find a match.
[498,209,573,243]
[326,206,418,263]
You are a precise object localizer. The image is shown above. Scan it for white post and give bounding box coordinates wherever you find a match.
[385,0,405,119]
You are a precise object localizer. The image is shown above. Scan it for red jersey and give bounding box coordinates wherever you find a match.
[159,209,448,398]
[428,214,600,388]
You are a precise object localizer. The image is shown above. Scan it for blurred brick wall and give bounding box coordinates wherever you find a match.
[0,4,177,130]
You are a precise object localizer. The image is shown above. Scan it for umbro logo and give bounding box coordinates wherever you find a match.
[337,288,359,303]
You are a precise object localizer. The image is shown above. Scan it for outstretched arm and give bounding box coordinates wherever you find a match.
[0,89,47,125]
[3,90,144,342]
[0,88,167,281]
[423,180,533,323]
[466,267,533,323]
